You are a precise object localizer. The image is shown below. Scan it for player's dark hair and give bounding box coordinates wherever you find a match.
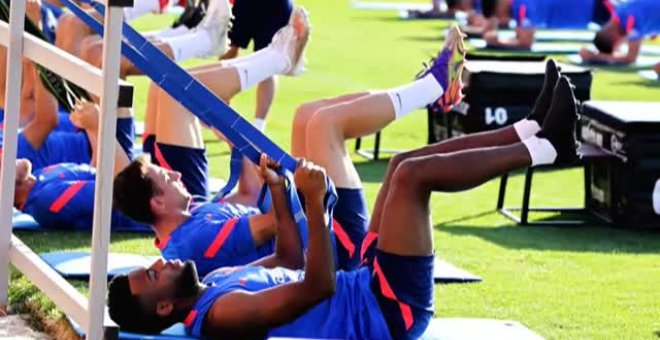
[593,29,614,54]
[481,0,497,17]
[446,0,460,9]
[107,275,175,334]
[113,156,158,224]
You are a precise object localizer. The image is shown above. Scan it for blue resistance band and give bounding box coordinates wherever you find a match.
[61,0,338,248]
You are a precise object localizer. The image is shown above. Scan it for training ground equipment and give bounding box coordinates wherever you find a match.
[579,101,660,228]
[638,70,659,81]
[429,60,592,142]
[40,250,483,283]
[567,54,660,68]
[0,0,133,337]
[70,318,544,339]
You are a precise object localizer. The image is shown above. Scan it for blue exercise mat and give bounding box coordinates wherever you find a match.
[12,209,40,230]
[41,250,482,284]
[40,251,159,280]
[567,54,660,68]
[69,318,542,339]
[351,1,432,11]
[11,210,152,233]
[419,318,545,340]
[639,70,659,81]
[448,29,595,43]
[469,39,582,54]
[434,258,481,284]
[68,317,196,340]
[134,121,145,136]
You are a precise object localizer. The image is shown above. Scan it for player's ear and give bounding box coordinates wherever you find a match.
[156,300,174,317]
[150,196,166,214]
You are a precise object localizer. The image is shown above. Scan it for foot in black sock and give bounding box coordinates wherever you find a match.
[537,76,579,164]
[527,59,560,124]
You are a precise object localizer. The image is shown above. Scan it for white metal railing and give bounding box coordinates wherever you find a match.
[0,0,133,338]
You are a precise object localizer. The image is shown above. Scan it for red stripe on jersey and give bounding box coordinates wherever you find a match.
[155,235,171,250]
[183,310,198,327]
[626,15,635,34]
[154,142,173,171]
[204,218,239,258]
[49,181,88,213]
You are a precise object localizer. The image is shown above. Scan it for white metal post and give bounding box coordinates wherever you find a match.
[0,0,26,312]
[86,3,125,339]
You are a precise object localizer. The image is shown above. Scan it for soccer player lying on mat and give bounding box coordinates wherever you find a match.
[580,0,660,65]
[111,9,323,274]
[467,0,611,49]
[406,0,477,21]
[7,102,149,231]
[57,0,232,79]
[106,55,581,339]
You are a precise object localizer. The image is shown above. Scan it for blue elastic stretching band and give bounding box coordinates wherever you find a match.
[62,0,338,248]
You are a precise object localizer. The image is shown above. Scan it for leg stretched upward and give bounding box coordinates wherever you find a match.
[360,76,579,339]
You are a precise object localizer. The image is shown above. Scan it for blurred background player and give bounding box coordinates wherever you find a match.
[220,0,293,132]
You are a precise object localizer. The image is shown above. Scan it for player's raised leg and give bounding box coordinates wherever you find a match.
[365,76,579,339]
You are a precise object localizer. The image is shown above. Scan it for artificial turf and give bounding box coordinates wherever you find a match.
[8,0,660,339]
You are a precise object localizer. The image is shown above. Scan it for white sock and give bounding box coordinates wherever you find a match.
[522,136,557,166]
[386,74,444,119]
[220,48,270,67]
[144,25,190,40]
[162,30,214,62]
[253,118,266,132]
[513,119,541,141]
[233,48,288,90]
[123,0,160,22]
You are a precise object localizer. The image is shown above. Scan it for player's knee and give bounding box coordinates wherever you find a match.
[80,36,100,56]
[293,101,324,132]
[389,150,416,173]
[391,158,425,190]
[58,13,85,35]
[81,43,103,69]
[306,107,343,139]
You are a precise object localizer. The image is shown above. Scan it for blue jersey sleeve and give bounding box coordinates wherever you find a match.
[173,216,263,276]
[23,180,95,229]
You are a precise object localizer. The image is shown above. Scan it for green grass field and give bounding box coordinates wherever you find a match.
[8,0,660,339]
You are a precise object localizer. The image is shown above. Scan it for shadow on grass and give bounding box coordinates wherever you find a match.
[402,35,445,42]
[354,159,389,183]
[439,222,660,254]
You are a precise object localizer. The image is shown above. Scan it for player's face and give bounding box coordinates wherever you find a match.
[145,164,191,210]
[14,159,32,186]
[128,259,201,314]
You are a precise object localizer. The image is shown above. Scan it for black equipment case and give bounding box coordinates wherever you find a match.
[429,60,592,142]
[580,101,660,228]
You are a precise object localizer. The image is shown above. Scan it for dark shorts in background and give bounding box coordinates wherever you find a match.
[228,0,293,51]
